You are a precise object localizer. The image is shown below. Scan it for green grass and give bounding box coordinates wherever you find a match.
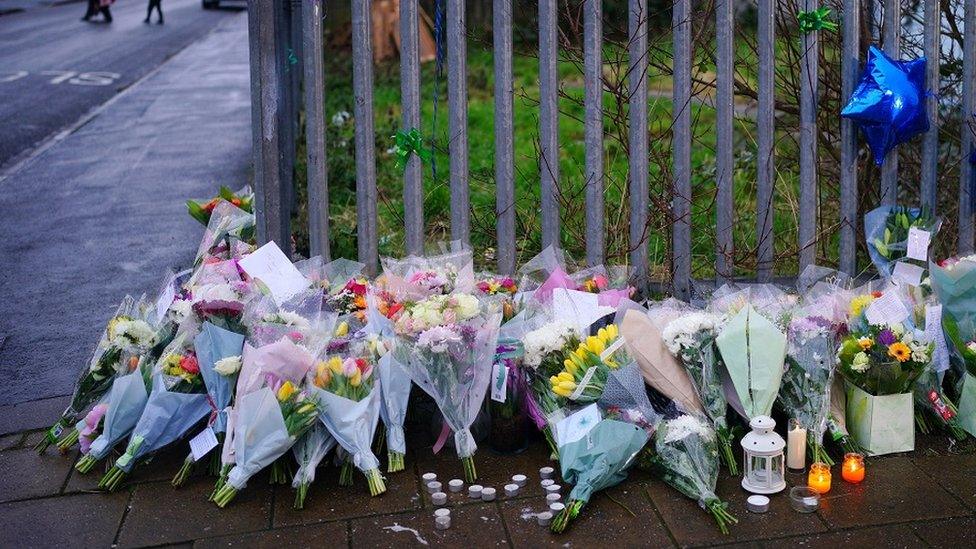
[293,42,815,280]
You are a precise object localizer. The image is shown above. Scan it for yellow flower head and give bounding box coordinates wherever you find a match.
[314,361,331,387]
[328,356,344,374]
[563,358,578,375]
[335,321,349,337]
[349,370,362,387]
[849,294,875,318]
[858,337,874,351]
[888,342,912,363]
[277,381,297,402]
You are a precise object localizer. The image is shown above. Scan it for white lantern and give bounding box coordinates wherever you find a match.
[741,415,786,494]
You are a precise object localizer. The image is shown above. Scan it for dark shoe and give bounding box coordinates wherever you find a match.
[157,19,163,24]
[144,18,150,23]
[82,15,92,21]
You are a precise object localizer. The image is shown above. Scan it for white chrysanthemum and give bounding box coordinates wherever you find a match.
[110,319,156,348]
[522,320,579,367]
[264,310,310,329]
[663,414,713,444]
[169,299,192,321]
[851,351,870,373]
[193,283,239,303]
[214,355,242,376]
[661,312,723,355]
[453,293,480,321]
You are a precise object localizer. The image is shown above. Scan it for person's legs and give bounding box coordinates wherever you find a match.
[155,0,163,24]
[100,5,112,22]
[145,0,152,23]
[82,0,96,21]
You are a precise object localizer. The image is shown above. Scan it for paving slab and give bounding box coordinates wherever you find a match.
[0,492,128,547]
[117,477,272,548]
[64,443,188,493]
[193,521,349,549]
[913,453,976,511]
[817,456,969,529]
[0,395,70,435]
[768,524,922,548]
[647,471,827,547]
[349,503,509,548]
[0,446,74,502]
[911,515,976,547]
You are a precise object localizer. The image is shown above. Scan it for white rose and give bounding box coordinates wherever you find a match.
[214,355,242,376]
[454,294,480,320]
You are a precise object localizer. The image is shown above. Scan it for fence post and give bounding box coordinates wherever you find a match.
[276,0,296,237]
[584,0,604,267]
[629,0,649,289]
[672,0,691,299]
[961,0,976,253]
[303,0,330,260]
[494,0,516,275]
[756,0,775,281]
[447,0,470,246]
[839,0,859,275]
[539,0,560,249]
[351,0,378,274]
[880,0,900,205]
[714,0,734,281]
[247,0,287,247]
[401,0,424,256]
[921,0,940,212]
[798,0,818,271]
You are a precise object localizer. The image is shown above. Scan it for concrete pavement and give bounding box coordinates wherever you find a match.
[0,10,252,406]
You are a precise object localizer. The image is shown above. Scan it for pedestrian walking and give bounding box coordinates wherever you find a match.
[144,0,164,25]
[81,0,113,23]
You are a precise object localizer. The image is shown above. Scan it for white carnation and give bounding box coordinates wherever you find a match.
[214,355,242,376]
[663,414,714,444]
[522,320,579,368]
[661,312,723,355]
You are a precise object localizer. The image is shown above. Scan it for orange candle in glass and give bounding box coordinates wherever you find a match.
[807,462,831,494]
[842,453,865,483]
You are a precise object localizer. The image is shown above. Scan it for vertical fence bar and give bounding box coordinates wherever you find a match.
[921,0,939,212]
[303,0,329,260]
[756,0,775,281]
[961,0,976,253]
[839,0,859,275]
[351,0,378,274]
[629,0,649,288]
[539,0,560,248]
[447,0,470,245]
[880,0,900,204]
[798,0,818,271]
[584,0,604,266]
[401,0,424,256]
[248,0,286,246]
[276,0,295,229]
[495,0,516,274]
[715,0,734,281]
[672,0,691,298]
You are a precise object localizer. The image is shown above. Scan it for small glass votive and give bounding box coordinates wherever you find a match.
[789,486,821,513]
[807,462,831,494]
[431,491,447,505]
[448,479,464,493]
[842,452,865,484]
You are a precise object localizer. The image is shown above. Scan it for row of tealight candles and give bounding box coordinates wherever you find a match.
[788,418,865,495]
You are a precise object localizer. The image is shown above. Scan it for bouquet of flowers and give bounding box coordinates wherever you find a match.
[716,304,787,420]
[930,256,976,437]
[476,274,519,321]
[37,296,158,453]
[212,377,320,507]
[549,412,649,533]
[548,324,626,403]
[864,204,940,277]
[519,318,581,456]
[308,342,386,496]
[187,185,254,226]
[172,322,247,486]
[837,321,931,396]
[372,334,410,472]
[99,323,233,490]
[244,291,335,354]
[640,414,737,534]
[380,245,476,299]
[291,423,337,508]
[660,310,737,473]
[192,201,256,268]
[189,272,253,334]
[571,265,634,307]
[393,293,501,481]
[781,314,839,464]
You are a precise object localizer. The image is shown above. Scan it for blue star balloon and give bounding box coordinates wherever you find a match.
[841,45,929,165]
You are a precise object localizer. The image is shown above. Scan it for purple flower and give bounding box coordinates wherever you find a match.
[877,329,896,346]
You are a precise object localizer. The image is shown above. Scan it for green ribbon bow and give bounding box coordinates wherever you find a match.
[392,128,431,171]
[115,435,144,468]
[797,7,838,34]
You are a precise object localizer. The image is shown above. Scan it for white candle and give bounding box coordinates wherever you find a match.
[787,419,806,470]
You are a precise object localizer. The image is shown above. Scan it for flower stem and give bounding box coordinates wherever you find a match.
[706,499,738,535]
[213,484,238,508]
[75,453,99,474]
[339,460,354,486]
[461,456,477,483]
[172,456,195,487]
[98,466,127,491]
[210,464,231,501]
[34,421,68,454]
[56,428,80,454]
[373,426,386,456]
[387,451,405,473]
[294,482,309,510]
[550,499,584,533]
[366,468,386,496]
[543,427,559,461]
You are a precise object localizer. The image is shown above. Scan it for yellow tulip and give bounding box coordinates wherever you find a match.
[557,372,574,383]
[552,385,572,397]
[328,356,343,374]
[549,375,561,385]
[277,381,297,402]
[335,321,349,337]
[350,370,362,387]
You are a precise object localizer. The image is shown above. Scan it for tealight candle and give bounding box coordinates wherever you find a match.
[422,472,438,484]
[434,508,451,518]
[544,484,561,494]
[512,474,527,487]
[481,487,496,501]
[468,484,483,499]
[540,466,554,480]
[435,515,451,530]
[549,502,565,514]
[540,479,555,488]
[536,511,553,526]
[842,452,865,484]
[431,491,447,505]
[504,483,519,497]
[546,493,562,504]
[427,481,442,494]
[807,462,831,494]
[786,418,807,470]
[448,479,464,493]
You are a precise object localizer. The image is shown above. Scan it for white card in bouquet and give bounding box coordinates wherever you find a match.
[554,403,601,447]
[864,291,910,326]
[552,288,614,334]
[491,363,508,403]
[238,242,310,304]
[190,426,219,461]
[892,261,924,287]
[154,275,177,324]
[906,227,931,261]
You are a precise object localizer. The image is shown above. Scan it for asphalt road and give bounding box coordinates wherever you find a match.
[0,0,243,170]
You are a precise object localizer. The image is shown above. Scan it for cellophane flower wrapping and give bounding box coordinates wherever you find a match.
[864,205,940,278]
[308,339,386,495]
[192,201,255,268]
[393,293,502,481]
[380,244,476,299]
[244,290,336,355]
[42,295,159,451]
[931,259,976,436]
[782,315,838,464]
[188,259,254,334]
[597,362,661,434]
[644,414,736,534]
[660,309,737,472]
[76,369,150,469]
[548,417,648,533]
[291,423,337,508]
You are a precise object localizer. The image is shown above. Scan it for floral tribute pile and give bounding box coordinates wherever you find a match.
[35,189,976,536]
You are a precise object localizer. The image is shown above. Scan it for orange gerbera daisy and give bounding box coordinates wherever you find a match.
[888,342,911,362]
